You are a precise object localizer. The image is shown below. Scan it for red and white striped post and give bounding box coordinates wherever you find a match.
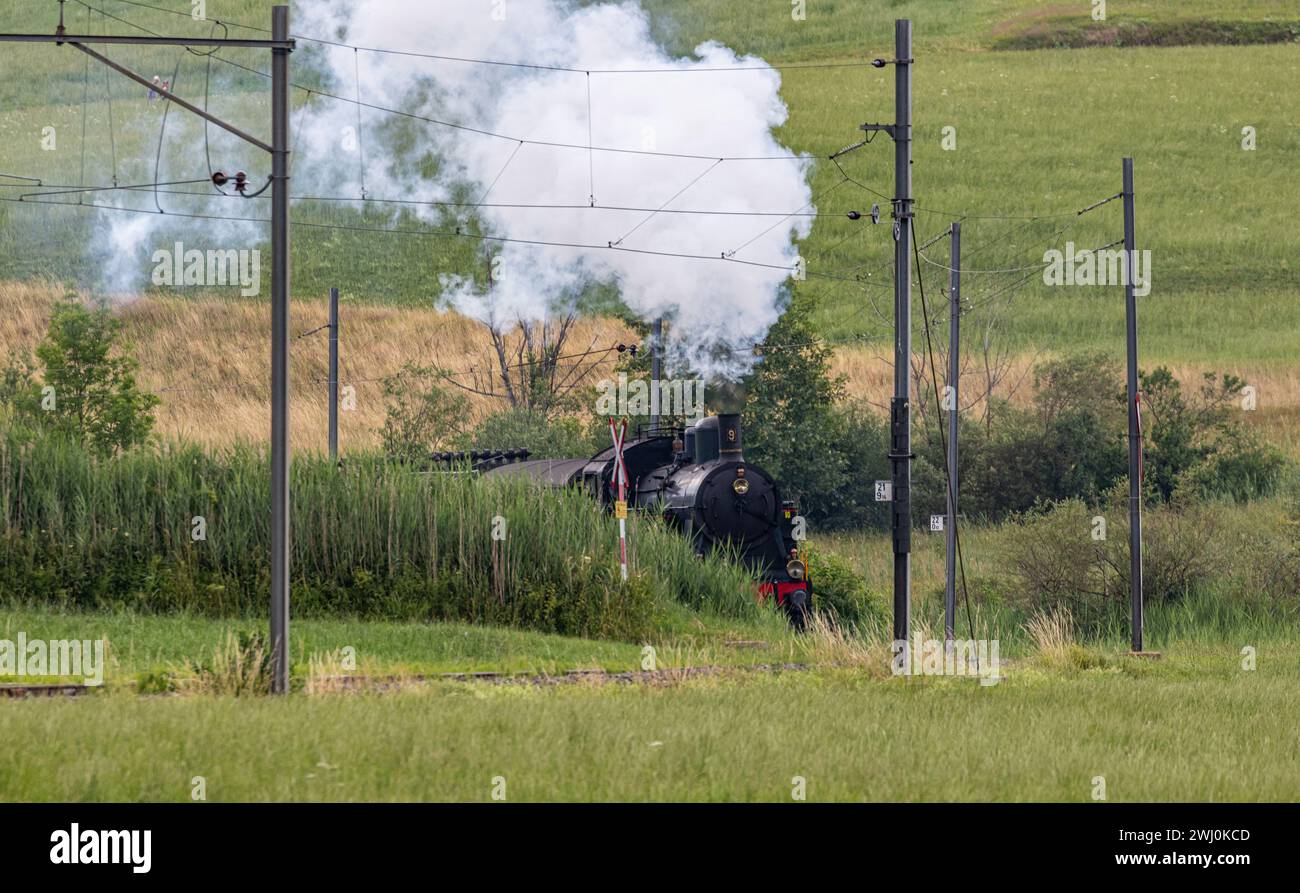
[609,417,629,582]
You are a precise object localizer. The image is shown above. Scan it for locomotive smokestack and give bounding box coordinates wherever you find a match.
[718,413,743,458]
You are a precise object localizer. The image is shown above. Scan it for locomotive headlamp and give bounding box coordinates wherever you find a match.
[732,477,750,495]
[786,558,807,580]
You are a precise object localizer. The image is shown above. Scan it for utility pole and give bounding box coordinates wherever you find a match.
[835,20,914,644]
[329,286,340,462]
[1122,157,1144,653]
[888,19,914,644]
[269,5,292,694]
[1,3,296,693]
[945,220,960,645]
[843,20,913,644]
[650,316,663,430]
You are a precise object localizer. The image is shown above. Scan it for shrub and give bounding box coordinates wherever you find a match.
[12,299,158,456]
[460,407,597,459]
[1003,499,1115,621]
[378,363,469,461]
[1182,434,1286,502]
[804,543,887,632]
[1003,496,1244,629]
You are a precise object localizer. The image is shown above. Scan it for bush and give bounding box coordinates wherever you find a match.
[9,299,158,456]
[1003,499,1114,619]
[1182,434,1286,502]
[378,363,469,461]
[460,407,597,459]
[1003,496,1245,628]
[912,355,1287,522]
[804,543,887,631]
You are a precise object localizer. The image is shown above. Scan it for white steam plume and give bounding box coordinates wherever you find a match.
[301,0,813,380]
[93,0,815,382]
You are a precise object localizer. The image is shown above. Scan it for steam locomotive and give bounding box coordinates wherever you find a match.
[475,413,811,627]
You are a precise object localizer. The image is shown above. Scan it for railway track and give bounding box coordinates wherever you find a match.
[0,683,94,699]
[0,662,811,699]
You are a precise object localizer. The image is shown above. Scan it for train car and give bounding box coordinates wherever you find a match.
[483,413,811,627]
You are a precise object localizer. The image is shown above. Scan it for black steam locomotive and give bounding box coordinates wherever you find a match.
[477,413,811,626]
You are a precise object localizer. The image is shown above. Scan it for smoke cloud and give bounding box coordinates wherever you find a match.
[94,0,815,381]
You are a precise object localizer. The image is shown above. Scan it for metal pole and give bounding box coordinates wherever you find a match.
[329,287,339,462]
[0,16,295,686]
[269,5,292,694]
[650,317,662,429]
[889,19,913,644]
[1122,157,1144,652]
[945,221,960,645]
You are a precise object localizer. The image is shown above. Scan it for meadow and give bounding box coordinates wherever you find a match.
[3,643,1298,801]
[1,0,1298,803]
[2,1,1296,447]
[5,282,1297,458]
[0,605,794,678]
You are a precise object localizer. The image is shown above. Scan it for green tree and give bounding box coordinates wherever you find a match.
[24,299,158,456]
[740,298,864,528]
[1138,367,1282,502]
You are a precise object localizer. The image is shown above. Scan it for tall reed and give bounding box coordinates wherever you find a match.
[0,427,761,640]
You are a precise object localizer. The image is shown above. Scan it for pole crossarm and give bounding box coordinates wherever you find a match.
[0,33,293,49]
[67,42,274,153]
[859,122,898,139]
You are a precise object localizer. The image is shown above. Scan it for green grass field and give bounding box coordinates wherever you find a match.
[4,641,1297,801]
[0,605,801,680]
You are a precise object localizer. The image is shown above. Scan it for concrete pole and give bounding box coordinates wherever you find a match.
[1122,157,1144,652]
[329,287,339,462]
[945,221,960,645]
[889,19,913,644]
[269,5,292,694]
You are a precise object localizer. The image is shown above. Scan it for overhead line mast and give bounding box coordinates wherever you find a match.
[888,20,914,646]
[833,20,914,644]
[0,3,298,695]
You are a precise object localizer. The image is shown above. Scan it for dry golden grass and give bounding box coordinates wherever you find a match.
[2,280,1295,455]
[1023,605,1076,659]
[1,281,633,451]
